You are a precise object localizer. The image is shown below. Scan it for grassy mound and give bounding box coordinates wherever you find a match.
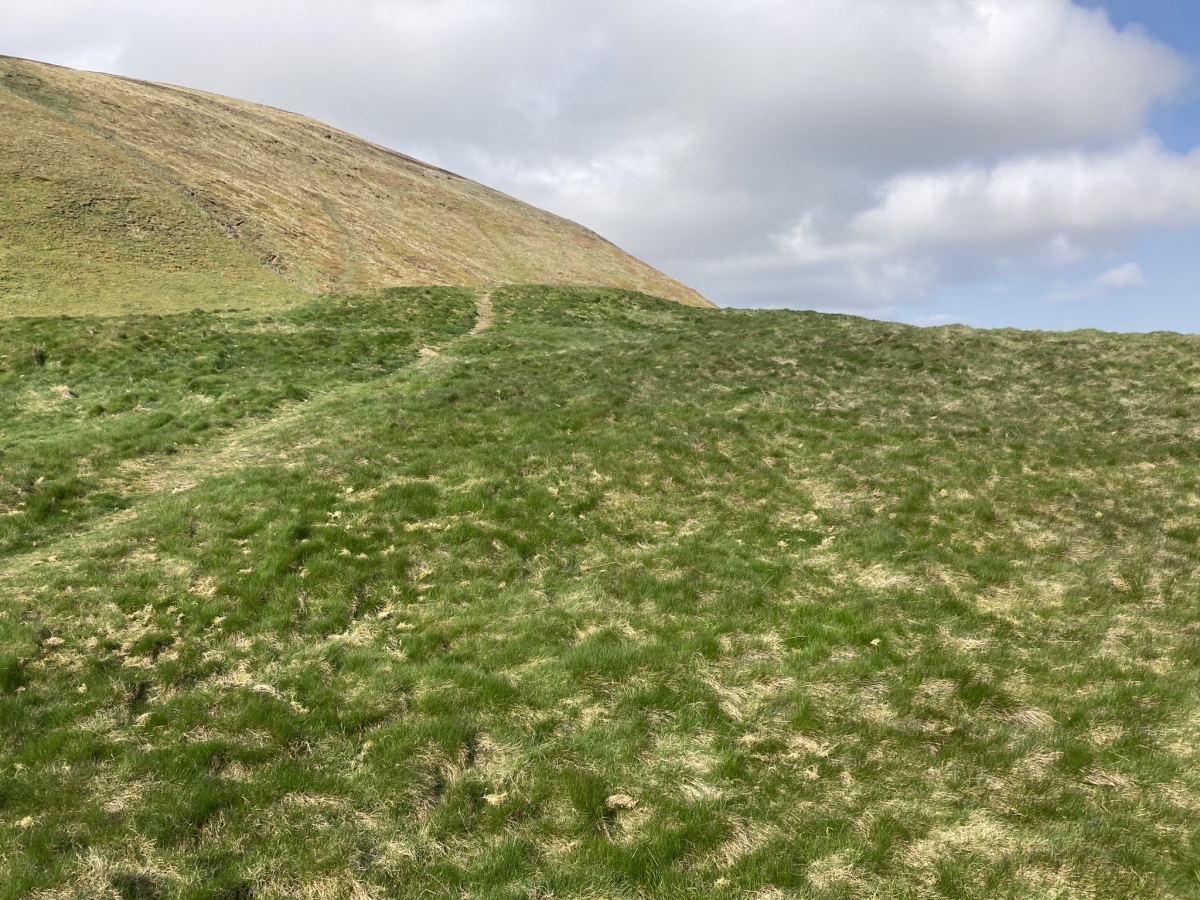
[2,288,1199,898]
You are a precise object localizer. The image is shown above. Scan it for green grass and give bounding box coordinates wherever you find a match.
[2,286,1199,898]
[0,288,476,556]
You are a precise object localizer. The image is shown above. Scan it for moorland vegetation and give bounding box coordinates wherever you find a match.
[3,286,1200,898]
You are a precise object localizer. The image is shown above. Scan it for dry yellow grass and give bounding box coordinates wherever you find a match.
[0,56,712,315]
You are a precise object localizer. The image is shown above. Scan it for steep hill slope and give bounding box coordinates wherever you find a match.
[0,56,711,315]
[0,79,305,317]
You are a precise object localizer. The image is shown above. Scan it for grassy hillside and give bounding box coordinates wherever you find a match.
[0,57,711,315]
[0,85,304,318]
[2,287,1198,898]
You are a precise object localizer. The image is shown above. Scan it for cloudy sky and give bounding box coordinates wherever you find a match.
[6,1,1200,330]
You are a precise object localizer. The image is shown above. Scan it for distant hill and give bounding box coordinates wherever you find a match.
[0,56,711,316]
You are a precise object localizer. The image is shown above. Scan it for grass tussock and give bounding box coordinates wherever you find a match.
[1,285,1199,898]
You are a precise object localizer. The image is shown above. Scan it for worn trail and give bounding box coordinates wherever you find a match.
[1,291,498,582]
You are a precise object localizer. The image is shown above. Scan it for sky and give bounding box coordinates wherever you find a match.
[4,0,1200,332]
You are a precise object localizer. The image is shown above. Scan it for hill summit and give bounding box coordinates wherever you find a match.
[0,56,711,315]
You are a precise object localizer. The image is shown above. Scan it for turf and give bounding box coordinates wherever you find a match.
[2,286,1199,898]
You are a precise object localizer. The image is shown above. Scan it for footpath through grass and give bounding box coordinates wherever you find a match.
[1,286,1199,898]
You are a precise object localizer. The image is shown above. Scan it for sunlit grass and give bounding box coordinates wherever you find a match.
[2,286,1199,898]
[1,57,710,311]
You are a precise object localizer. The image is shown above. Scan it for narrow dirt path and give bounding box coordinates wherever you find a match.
[2,290,501,581]
[471,291,494,334]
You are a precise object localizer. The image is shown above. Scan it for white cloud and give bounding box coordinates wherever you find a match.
[774,216,879,266]
[1044,262,1149,303]
[2,0,1195,311]
[1096,262,1149,290]
[764,138,1200,306]
[853,140,1200,249]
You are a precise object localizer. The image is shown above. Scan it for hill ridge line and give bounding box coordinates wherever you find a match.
[1,55,713,309]
[0,54,480,191]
